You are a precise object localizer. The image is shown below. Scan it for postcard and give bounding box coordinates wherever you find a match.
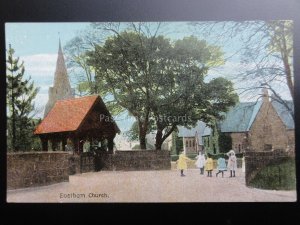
[5,21,297,202]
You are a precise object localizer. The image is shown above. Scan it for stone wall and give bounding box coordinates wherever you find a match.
[7,152,70,190]
[245,149,294,186]
[103,150,171,171]
[230,132,247,153]
[7,150,171,189]
[249,100,291,151]
[71,150,171,173]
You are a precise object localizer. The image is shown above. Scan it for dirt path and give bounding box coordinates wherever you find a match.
[7,169,296,202]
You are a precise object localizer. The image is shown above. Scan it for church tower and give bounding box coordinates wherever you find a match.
[44,39,75,117]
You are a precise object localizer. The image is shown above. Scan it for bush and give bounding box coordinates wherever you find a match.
[171,153,198,161]
[208,153,228,160]
[171,155,179,161]
[186,153,198,159]
[235,153,244,158]
[249,158,296,190]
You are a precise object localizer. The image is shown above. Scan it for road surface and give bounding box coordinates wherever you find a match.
[7,168,297,202]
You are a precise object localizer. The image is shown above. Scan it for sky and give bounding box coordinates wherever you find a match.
[5,22,292,133]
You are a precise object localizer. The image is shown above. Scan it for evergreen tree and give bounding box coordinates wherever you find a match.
[6,45,39,151]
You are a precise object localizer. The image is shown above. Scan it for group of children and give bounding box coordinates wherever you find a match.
[176,149,239,177]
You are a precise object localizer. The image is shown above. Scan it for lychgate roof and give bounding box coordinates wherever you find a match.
[35,95,120,134]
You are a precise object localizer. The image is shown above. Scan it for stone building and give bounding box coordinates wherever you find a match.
[177,121,206,155]
[176,89,294,154]
[44,40,75,117]
[202,89,294,153]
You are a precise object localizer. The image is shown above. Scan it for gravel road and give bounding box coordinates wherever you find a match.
[7,168,297,202]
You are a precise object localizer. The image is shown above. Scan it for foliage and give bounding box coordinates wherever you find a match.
[207,121,220,154]
[208,152,228,160]
[218,131,232,153]
[125,120,152,141]
[132,144,141,150]
[171,132,183,155]
[186,153,198,159]
[249,158,296,190]
[86,25,238,149]
[171,155,179,161]
[6,45,39,151]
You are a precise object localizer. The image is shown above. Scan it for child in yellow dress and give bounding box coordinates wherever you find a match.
[176,151,192,176]
[205,154,214,177]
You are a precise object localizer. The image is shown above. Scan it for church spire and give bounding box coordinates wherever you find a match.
[44,39,74,118]
[58,36,62,54]
[53,38,69,88]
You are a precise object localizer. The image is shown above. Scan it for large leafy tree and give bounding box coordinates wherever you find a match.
[6,45,39,151]
[87,30,238,149]
[150,37,238,150]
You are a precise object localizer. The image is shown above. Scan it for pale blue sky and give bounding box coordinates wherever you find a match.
[5,22,292,132]
[5,23,88,55]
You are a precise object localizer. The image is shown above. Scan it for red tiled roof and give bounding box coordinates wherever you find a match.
[35,95,100,134]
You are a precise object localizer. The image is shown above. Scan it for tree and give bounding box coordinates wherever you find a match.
[150,37,238,150]
[191,20,294,120]
[64,35,98,96]
[218,131,232,153]
[87,28,238,149]
[6,45,39,151]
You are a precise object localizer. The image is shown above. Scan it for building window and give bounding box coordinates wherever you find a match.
[186,140,188,147]
[189,140,192,148]
[193,140,195,147]
[238,144,241,153]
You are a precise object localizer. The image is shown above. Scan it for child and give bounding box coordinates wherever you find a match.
[215,155,227,178]
[227,150,237,177]
[205,154,213,177]
[177,151,192,176]
[195,151,206,175]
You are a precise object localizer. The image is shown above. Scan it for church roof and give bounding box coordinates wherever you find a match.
[35,95,120,134]
[202,100,294,135]
[271,100,294,129]
[219,101,262,133]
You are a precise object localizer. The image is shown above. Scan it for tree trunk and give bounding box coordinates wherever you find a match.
[11,95,16,151]
[280,31,294,101]
[138,121,147,149]
[155,124,177,151]
[139,131,147,149]
[155,128,163,150]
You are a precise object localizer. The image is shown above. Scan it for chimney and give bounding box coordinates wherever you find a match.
[262,88,269,103]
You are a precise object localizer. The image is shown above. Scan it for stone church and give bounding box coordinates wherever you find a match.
[44,40,75,117]
[178,89,294,155]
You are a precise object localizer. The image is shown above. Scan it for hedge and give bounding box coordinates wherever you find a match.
[249,158,296,190]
